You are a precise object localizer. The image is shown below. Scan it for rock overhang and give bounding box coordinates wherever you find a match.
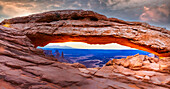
[0,10,170,89]
[0,10,170,57]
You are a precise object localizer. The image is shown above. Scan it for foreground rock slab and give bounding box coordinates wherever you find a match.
[106,54,170,88]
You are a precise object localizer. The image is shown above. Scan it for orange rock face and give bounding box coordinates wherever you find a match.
[107,55,170,87]
[0,10,169,89]
[1,10,169,57]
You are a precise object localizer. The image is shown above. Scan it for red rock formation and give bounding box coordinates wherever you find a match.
[0,10,169,89]
[105,54,170,87]
[1,10,107,24]
[1,10,169,57]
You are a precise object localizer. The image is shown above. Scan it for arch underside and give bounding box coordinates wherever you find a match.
[0,10,170,89]
[1,10,169,57]
[27,33,170,57]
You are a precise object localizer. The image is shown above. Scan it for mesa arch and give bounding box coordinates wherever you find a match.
[0,10,170,89]
[1,10,170,57]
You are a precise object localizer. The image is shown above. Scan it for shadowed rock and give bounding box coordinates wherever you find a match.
[0,10,169,89]
[1,10,169,57]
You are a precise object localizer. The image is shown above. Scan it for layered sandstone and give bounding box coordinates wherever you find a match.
[105,54,170,87]
[0,10,169,89]
[1,10,169,57]
[0,25,169,89]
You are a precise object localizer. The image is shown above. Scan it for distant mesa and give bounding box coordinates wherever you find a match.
[38,45,74,49]
[40,42,138,50]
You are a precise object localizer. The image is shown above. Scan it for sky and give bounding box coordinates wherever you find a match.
[0,0,170,49]
[0,0,170,30]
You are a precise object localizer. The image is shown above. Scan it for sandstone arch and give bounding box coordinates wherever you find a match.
[1,10,170,57]
[0,10,170,89]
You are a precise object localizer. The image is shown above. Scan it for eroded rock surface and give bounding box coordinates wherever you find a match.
[0,10,169,89]
[105,54,170,88]
[1,10,170,57]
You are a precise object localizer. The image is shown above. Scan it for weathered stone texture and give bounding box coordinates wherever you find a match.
[0,10,169,89]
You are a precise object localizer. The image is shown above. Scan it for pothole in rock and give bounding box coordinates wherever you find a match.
[37,42,156,68]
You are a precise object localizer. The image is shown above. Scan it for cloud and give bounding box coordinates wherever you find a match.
[139,2,170,29]
[0,1,36,19]
[0,0,63,20]
[0,5,2,10]
[99,0,162,10]
[0,0,169,29]
[140,4,170,23]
